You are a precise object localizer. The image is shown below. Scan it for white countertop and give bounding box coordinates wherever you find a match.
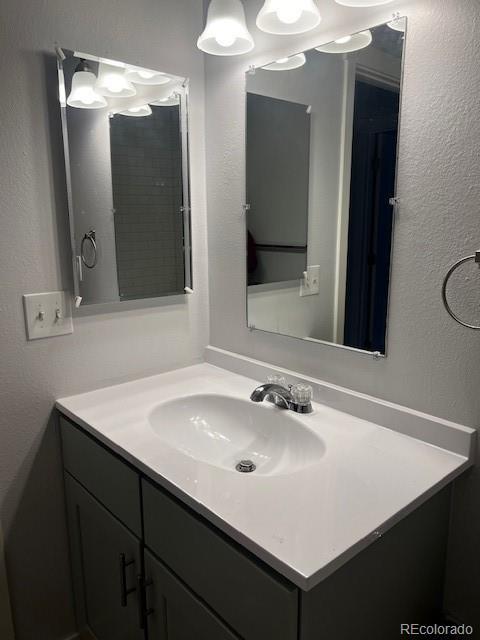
[57,363,474,590]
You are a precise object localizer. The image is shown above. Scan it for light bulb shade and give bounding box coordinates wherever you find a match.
[315,30,372,54]
[149,94,180,107]
[118,104,152,117]
[388,16,407,32]
[67,70,107,109]
[256,0,321,35]
[96,63,136,98]
[197,0,254,56]
[334,0,393,6]
[262,53,306,71]
[125,66,171,85]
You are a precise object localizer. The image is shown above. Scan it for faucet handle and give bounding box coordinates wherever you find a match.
[291,384,313,407]
[267,374,287,388]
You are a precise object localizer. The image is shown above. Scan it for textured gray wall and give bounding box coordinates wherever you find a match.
[0,1,208,638]
[205,0,480,629]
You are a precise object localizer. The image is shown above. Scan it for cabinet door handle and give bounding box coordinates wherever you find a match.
[137,574,154,630]
[119,553,135,607]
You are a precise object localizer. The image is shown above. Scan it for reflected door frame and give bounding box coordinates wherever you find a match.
[334,62,401,347]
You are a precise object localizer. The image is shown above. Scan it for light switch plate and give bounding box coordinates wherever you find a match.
[300,265,321,297]
[23,291,73,340]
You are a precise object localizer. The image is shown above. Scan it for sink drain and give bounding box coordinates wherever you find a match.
[236,460,256,473]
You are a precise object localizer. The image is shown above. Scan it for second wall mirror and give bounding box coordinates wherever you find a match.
[245,18,406,356]
[57,48,192,308]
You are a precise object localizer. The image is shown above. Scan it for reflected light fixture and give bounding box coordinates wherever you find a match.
[262,53,306,71]
[118,104,152,117]
[315,30,372,54]
[96,62,136,98]
[388,15,407,32]
[256,0,321,35]
[334,0,394,6]
[125,66,171,85]
[150,93,180,107]
[197,0,254,56]
[67,60,107,109]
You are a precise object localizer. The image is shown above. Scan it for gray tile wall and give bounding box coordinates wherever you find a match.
[110,105,185,300]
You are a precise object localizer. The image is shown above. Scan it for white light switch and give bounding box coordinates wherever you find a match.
[23,291,73,340]
[300,265,321,297]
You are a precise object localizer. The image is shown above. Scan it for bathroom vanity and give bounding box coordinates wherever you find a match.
[57,355,475,640]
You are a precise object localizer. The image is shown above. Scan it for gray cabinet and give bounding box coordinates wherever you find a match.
[64,474,143,640]
[143,479,298,640]
[144,550,239,640]
[61,416,142,536]
[60,415,452,640]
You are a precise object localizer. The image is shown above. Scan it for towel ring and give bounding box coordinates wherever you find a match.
[442,250,480,330]
[81,229,98,269]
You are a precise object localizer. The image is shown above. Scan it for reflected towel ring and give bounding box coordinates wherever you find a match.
[81,229,98,269]
[442,250,480,330]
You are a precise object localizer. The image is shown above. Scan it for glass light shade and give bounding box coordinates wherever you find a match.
[334,0,393,6]
[262,53,306,71]
[96,63,136,98]
[197,0,254,56]
[388,16,407,32]
[315,30,372,54]
[124,66,171,85]
[150,94,180,107]
[67,70,107,109]
[118,104,152,117]
[256,0,321,35]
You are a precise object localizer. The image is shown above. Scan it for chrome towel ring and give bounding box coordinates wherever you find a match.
[442,250,480,330]
[81,229,98,269]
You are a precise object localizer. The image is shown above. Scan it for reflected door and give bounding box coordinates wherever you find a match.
[344,79,399,353]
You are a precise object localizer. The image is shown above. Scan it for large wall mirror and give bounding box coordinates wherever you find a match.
[57,48,192,307]
[246,19,406,356]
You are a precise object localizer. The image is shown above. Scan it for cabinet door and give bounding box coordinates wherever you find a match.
[144,550,240,640]
[65,474,144,640]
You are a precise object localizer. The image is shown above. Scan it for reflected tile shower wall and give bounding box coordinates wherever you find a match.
[110,106,185,300]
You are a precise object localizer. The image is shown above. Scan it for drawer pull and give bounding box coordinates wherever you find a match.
[119,553,135,607]
[137,574,154,629]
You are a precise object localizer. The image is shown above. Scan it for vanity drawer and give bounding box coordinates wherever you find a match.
[142,479,298,640]
[60,416,142,537]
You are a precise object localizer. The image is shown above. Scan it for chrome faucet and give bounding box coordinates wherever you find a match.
[250,382,313,414]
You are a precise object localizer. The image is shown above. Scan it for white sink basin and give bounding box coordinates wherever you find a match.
[58,362,475,589]
[148,394,325,476]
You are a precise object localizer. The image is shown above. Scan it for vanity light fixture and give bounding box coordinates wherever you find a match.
[125,66,171,85]
[315,30,372,54]
[197,0,254,56]
[118,104,152,117]
[67,60,107,109]
[334,0,393,6]
[96,62,137,98]
[262,53,307,71]
[256,0,321,35]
